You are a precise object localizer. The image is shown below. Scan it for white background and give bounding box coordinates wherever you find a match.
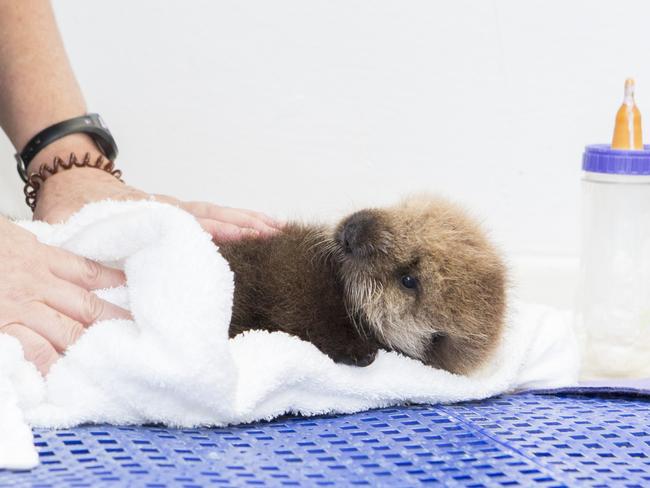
[1,0,649,265]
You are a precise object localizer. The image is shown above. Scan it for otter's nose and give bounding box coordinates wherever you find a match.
[341,211,377,256]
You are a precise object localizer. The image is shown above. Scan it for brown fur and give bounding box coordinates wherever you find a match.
[220,195,507,374]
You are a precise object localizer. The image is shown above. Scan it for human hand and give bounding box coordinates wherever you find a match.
[0,216,131,375]
[33,165,283,243]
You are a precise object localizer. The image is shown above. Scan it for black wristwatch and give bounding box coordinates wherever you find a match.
[15,113,119,182]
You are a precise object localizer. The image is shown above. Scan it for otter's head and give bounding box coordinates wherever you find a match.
[332,195,507,374]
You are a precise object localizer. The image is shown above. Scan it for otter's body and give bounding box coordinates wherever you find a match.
[221,196,507,375]
[220,225,378,366]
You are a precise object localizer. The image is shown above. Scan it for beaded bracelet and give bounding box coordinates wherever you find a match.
[23,152,123,211]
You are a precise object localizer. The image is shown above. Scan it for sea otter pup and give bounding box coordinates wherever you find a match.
[219,195,506,375]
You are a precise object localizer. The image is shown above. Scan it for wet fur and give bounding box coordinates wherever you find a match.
[220,196,507,374]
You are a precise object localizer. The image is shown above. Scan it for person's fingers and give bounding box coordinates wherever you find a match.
[48,247,126,290]
[42,279,132,326]
[220,210,277,234]
[151,194,180,206]
[232,208,285,229]
[197,219,260,243]
[17,302,85,353]
[1,323,60,375]
[183,202,279,234]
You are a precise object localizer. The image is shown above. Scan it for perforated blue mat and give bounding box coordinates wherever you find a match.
[2,392,649,487]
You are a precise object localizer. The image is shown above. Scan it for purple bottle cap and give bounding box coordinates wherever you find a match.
[583,144,650,174]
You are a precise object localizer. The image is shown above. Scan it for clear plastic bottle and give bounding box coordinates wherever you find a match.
[578,144,650,379]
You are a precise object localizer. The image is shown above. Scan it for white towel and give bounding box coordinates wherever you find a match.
[0,200,579,470]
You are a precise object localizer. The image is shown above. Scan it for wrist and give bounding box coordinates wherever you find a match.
[42,165,122,186]
[31,162,139,222]
[25,152,124,212]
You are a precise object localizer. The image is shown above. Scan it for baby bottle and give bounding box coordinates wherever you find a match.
[578,79,650,379]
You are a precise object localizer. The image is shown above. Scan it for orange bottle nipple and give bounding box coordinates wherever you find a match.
[612,78,643,150]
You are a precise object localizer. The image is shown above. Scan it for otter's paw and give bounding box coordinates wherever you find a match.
[353,348,377,367]
[329,345,378,367]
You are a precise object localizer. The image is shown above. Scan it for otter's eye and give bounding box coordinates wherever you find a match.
[401,275,417,289]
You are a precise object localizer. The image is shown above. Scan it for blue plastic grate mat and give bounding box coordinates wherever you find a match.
[1,392,649,487]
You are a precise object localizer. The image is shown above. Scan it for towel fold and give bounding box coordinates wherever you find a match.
[0,200,579,470]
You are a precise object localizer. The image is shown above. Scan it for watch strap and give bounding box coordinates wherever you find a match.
[15,113,118,182]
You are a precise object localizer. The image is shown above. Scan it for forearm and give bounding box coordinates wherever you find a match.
[0,0,98,173]
[0,0,280,241]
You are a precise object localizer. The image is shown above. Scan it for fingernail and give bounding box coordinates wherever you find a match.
[270,219,285,228]
[259,224,277,233]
